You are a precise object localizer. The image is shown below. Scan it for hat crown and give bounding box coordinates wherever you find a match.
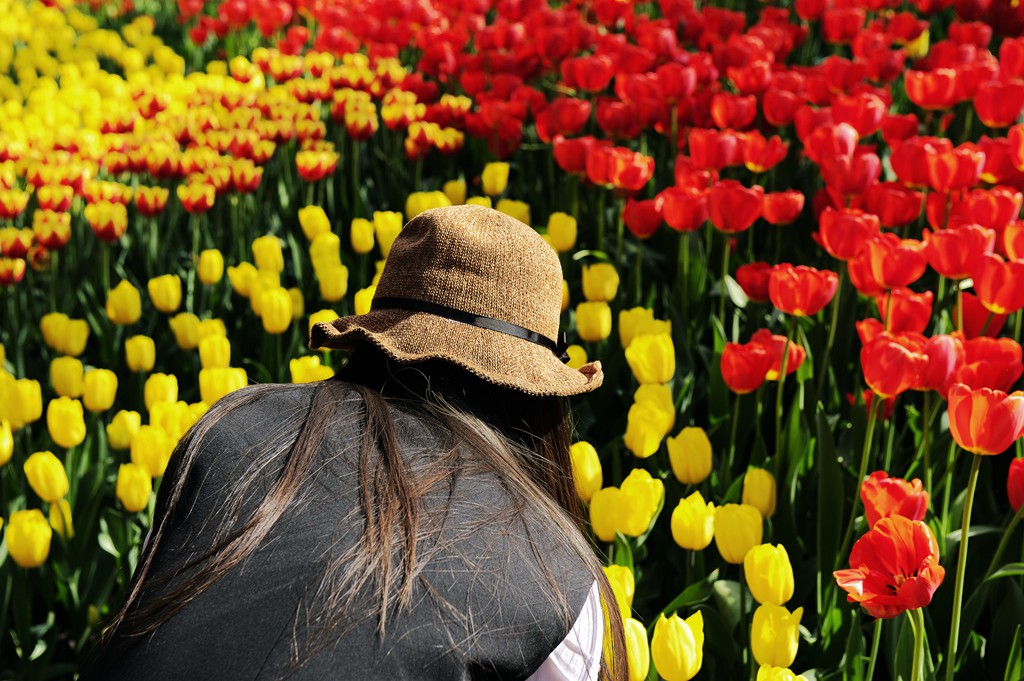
[374,205,563,340]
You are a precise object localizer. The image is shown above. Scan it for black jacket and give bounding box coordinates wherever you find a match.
[81,380,593,681]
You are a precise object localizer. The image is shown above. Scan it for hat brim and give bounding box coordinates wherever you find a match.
[309,310,603,397]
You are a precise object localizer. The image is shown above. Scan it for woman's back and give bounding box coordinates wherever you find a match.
[85,379,595,681]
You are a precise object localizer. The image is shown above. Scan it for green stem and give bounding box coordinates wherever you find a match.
[979,311,995,337]
[773,316,797,477]
[836,397,880,569]
[727,394,742,490]
[678,232,689,313]
[351,140,362,218]
[187,213,199,314]
[956,287,964,333]
[945,454,982,681]
[596,190,606,253]
[616,197,625,262]
[911,607,926,681]
[920,392,933,496]
[983,500,1024,581]
[866,617,883,681]
[940,440,959,552]
[101,242,110,294]
[816,263,846,400]
[718,233,731,332]
[634,240,643,305]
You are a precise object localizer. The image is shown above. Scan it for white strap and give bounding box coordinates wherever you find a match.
[526,580,603,681]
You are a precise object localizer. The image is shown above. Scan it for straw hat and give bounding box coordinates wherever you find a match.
[309,204,603,397]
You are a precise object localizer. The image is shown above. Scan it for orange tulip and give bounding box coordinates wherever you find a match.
[948,383,1024,455]
[768,264,838,317]
[923,224,995,280]
[861,333,928,398]
[849,233,927,295]
[973,253,1024,315]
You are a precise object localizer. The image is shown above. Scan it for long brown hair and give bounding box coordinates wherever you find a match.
[86,343,628,679]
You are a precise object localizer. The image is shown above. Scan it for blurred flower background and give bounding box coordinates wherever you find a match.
[2,0,1024,679]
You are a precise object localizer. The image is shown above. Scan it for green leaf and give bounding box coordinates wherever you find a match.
[1003,625,1022,681]
[652,570,718,623]
[986,563,1024,583]
[724,274,749,308]
[712,579,743,633]
[816,408,845,616]
[613,533,634,574]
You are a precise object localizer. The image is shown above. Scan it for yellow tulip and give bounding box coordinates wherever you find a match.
[106,410,141,450]
[751,604,803,668]
[198,319,227,341]
[47,397,86,449]
[169,312,200,350]
[624,385,675,459]
[2,379,43,430]
[603,564,634,622]
[671,491,715,551]
[252,235,284,272]
[310,232,342,273]
[106,280,142,325]
[199,334,231,369]
[5,509,52,568]
[24,450,69,502]
[150,401,192,443]
[495,198,530,225]
[41,313,89,356]
[625,333,675,384]
[116,462,153,512]
[619,307,672,348]
[565,344,587,370]
[443,178,466,205]
[714,503,764,564]
[619,468,664,536]
[50,356,84,398]
[374,210,404,257]
[289,288,305,320]
[481,162,510,196]
[576,302,612,342]
[624,617,651,681]
[198,248,224,285]
[199,367,247,405]
[308,308,339,336]
[757,666,809,681]
[258,287,292,334]
[147,273,182,313]
[318,264,349,302]
[743,468,778,518]
[651,611,704,681]
[404,192,451,221]
[588,487,620,542]
[49,498,74,540]
[667,427,712,485]
[0,419,12,466]
[582,263,619,302]
[547,212,577,253]
[290,355,335,383]
[83,369,117,413]
[561,280,569,313]
[349,284,373,315]
[144,373,178,411]
[466,196,492,208]
[298,205,331,241]
[227,261,258,297]
[744,544,794,606]
[350,217,375,255]
[569,441,602,502]
[125,335,156,372]
[130,424,173,477]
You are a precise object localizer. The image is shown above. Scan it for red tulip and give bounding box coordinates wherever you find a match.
[834,515,945,619]
[1008,458,1024,513]
[736,262,772,303]
[586,145,615,186]
[861,182,924,228]
[918,334,966,396]
[832,92,886,137]
[955,292,1008,339]
[553,135,604,175]
[656,62,697,102]
[823,7,865,43]
[821,148,882,202]
[727,60,773,96]
[1005,220,1024,261]
[741,132,788,173]
[596,99,644,140]
[0,258,26,286]
[881,114,920,147]
[862,333,928,398]
[973,253,1024,315]
[709,180,764,233]
[874,288,933,334]
[688,128,741,171]
[861,471,930,529]
[849,233,927,294]
[803,122,858,166]
[721,342,773,394]
[762,191,805,225]
[923,223,996,280]
[953,187,1023,233]
[763,88,804,128]
[818,208,881,262]
[974,80,1024,129]
[561,55,615,94]
[769,264,838,317]
[658,186,709,233]
[710,92,757,129]
[891,137,953,188]
[905,69,960,110]
[535,98,591,143]
[954,337,1024,393]
[927,143,986,193]
[750,328,806,380]
[609,148,655,192]
[623,199,663,240]
[948,383,1024,455]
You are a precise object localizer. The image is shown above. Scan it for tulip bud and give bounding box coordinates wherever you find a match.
[107,410,141,450]
[259,287,293,334]
[626,333,676,385]
[743,468,778,518]
[0,419,12,466]
[438,179,465,205]
[292,287,308,320]
[546,212,577,253]
[714,503,763,563]
[248,270,281,315]
[757,666,809,681]
[198,334,231,369]
[668,427,712,484]
[198,249,224,285]
[49,498,74,539]
[404,193,451,221]
[144,373,179,411]
[466,196,492,208]
[576,302,612,342]
[588,487,620,542]
[569,441,602,502]
[3,379,43,430]
[83,369,117,412]
[5,509,52,568]
[298,205,331,241]
[199,367,247,405]
[308,308,339,337]
[227,262,258,297]
[116,462,153,512]
[495,198,530,225]
[561,280,570,313]
[290,355,335,383]
[624,385,676,459]
[671,491,715,551]
[374,211,404,257]
[40,314,90,357]
[148,274,183,313]
[566,344,587,370]
[751,604,803,668]
[651,611,704,681]
[124,335,156,372]
[24,450,69,502]
[624,618,651,681]
[582,263,620,302]
[46,397,86,449]
[50,356,84,398]
[131,424,173,477]
[169,312,201,350]
[318,264,349,302]
[150,401,193,444]
[481,162,510,196]
[603,564,635,622]
[1009,458,1024,513]
[106,280,142,325]
[350,218,374,255]
[744,544,795,605]
[252,235,284,272]
[354,285,376,315]
[620,308,654,349]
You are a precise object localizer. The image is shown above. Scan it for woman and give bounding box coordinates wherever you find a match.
[81,205,627,680]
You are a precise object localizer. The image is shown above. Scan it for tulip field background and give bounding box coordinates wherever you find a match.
[5,0,1024,678]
